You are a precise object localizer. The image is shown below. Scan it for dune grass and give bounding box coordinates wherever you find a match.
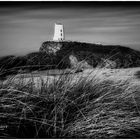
[0,68,140,138]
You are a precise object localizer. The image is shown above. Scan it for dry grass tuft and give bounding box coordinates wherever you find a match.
[0,68,140,138]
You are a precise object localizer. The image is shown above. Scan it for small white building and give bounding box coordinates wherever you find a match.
[53,23,65,41]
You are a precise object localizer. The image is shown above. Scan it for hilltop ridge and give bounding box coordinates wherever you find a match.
[0,41,140,78]
[40,41,140,69]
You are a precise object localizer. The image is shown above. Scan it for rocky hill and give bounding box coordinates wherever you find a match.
[40,41,140,69]
[0,41,140,79]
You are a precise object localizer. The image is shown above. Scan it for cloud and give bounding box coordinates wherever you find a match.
[0,2,140,56]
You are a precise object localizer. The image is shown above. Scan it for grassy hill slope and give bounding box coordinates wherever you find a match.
[40,41,140,68]
[0,41,140,78]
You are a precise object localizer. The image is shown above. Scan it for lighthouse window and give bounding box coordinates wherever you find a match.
[60,29,62,32]
[61,33,62,36]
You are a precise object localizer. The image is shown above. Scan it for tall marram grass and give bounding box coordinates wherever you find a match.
[0,69,140,138]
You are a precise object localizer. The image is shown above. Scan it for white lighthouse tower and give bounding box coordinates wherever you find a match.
[53,23,64,41]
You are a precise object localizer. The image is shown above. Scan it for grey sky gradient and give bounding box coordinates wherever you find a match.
[0,2,140,56]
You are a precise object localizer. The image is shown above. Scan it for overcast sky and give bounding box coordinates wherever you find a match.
[0,2,140,56]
